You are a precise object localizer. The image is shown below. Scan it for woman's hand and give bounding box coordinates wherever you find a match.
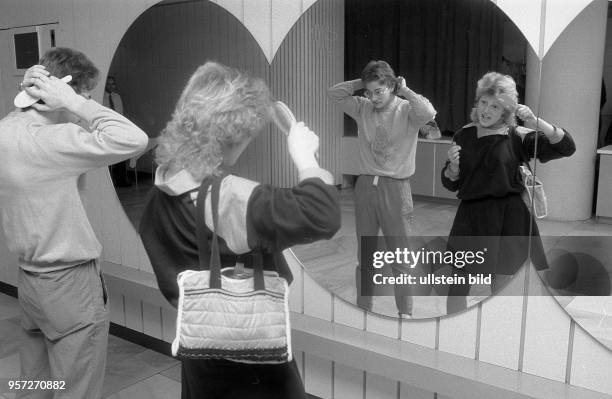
[515,104,537,125]
[396,76,407,95]
[21,65,50,89]
[447,143,461,172]
[24,75,86,113]
[516,104,565,143]
[288,122,319,171]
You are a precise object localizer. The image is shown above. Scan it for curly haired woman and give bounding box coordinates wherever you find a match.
[140,62,340,398]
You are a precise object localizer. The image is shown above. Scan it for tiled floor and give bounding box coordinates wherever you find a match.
[0,292,182,399]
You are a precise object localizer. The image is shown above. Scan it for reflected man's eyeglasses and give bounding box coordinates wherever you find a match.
[364,86,391,99]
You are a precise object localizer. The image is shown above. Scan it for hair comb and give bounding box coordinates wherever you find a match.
[271,101,296,136]
[14,75,73,108]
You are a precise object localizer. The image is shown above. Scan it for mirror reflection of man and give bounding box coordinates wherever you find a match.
[104,76,131,186]
[328,60,437,316]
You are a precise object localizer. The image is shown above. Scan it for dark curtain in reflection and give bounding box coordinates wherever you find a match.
[345,0,505,134]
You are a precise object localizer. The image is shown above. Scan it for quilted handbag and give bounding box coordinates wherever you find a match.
[171,177,292,363]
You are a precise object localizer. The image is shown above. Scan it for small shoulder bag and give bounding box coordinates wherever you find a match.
[171,176,292,363]
[518,163,547,218]
[512,129,548,218]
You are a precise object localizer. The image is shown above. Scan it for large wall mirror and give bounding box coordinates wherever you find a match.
[107,0,611,337]
[290,0,538,320]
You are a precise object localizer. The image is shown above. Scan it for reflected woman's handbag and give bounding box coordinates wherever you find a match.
[519,163,547,218]
[171,177,292,363]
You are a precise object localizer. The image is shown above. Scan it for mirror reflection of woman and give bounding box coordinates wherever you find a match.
[328,60,436,316]
[441,72,576,313]
[139,62,341,399]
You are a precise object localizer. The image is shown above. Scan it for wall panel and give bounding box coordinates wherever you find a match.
[161,307,177,343]
[142,302,163,340]
[107,286,126,326]
[366,313,400,339]
[334,363,364,399]
[124,297,144,333]
[303,273,333,321]
[285,249,305,313]
[400,318,437,349]
[365,373,397,399]
[438,305,479,358]
[399,383,434,399]
[304,354,333,399]
[97,176,123,266]
[478,271,526,369]
[522,269,572,382]
[270,0,344,186]
[570,323,612,394]
[333,296,365,330]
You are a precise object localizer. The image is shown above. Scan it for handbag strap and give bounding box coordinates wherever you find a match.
[194,178,210,272]
[253,253,265,291]
[195,175,222,289]
[509,127,533,172]
[210,176,224,288]
[195,173,266,291]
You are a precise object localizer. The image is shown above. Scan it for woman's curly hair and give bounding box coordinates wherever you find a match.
[470,72,518,127]
[155,62,272,180]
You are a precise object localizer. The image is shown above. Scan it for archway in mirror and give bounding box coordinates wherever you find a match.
[109,0,540,321]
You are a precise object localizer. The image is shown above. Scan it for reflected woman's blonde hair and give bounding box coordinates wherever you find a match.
[470,72,518,127]
[155,62,272,180]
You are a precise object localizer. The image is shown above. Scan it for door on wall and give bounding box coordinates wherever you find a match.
[0,23,58,116]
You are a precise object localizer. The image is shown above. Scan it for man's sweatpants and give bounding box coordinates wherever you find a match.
[354,174,428,315]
